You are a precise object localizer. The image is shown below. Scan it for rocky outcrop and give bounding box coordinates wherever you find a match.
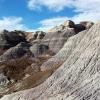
[74,21,94,33]
[30,43,49,57]
[0,42,31,61]
[36,31,46,40]
[41,30,87,71]
[24,32,34,42]
[0,73,9,86]
[2,22,100,100]
[41,20,92,54]
[42,28,76,53]
[49,20,75,32]
[74,24,86,33]
[24,31,46,42]
[30,20,90,56]
[80,21,94,29]
[63,20,75,28]
[30,25,76,57]
[0,30,27,49]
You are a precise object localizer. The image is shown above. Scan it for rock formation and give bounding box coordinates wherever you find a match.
[0,20,97,100]
[74,21,94,33]
[0,73,9,86]
[30,43,49,57]
[80,21,94,29]
[42,28,76,53]
[25,31,46,42]
[41,30,87,71]
[49,20,75,32]
[0,42,31,61]
[30,21,77,56]
[0,30,27,49]
[1,22,100,100]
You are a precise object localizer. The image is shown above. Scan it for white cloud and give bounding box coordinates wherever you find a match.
[73,0,100,13]
[28,0,41,10]
[28,0,100,13]
[0,16,50,32]
[27,0,100,23]
[72,12,100,23]
[0,17,39,32]
[27,0,72,12]
[71,0,100,22]
[39,17,69,30]
[0,17,28,31]
[37,13,100,31]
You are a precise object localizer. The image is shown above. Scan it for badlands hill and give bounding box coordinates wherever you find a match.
[0,20,99,100]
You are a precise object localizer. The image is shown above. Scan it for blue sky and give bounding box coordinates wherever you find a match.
[0,0,100,31]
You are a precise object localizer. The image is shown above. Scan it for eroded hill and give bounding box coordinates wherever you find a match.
[0,20,95,100]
